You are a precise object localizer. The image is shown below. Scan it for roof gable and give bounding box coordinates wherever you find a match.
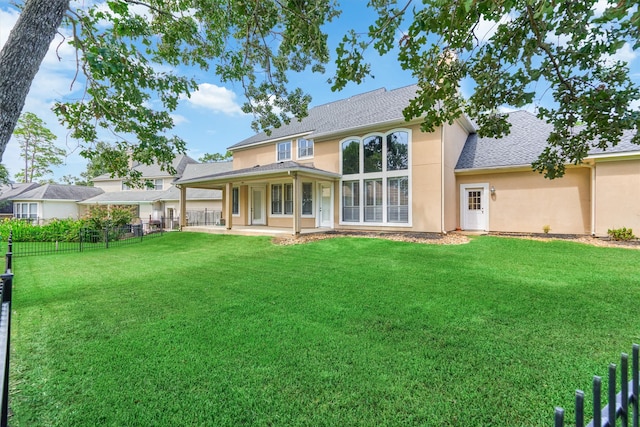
[14,184,104,201]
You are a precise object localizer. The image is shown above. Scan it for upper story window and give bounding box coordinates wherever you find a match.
[298,138,314,158]
[277,141,292,161]
[342,139,360,175]
[147,179,163,191]
[341,130,409,175]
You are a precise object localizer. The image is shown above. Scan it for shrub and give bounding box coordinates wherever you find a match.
[607,227,635,241]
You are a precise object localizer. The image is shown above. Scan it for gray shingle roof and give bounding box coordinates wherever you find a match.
[80,187,222,204]
[456,111,639,170]
[13,184,104,201]
[0,183,40,201]
[93,154,198,181]
[229,85,423,150]
[175,161,340,185]
[180,161,233,180]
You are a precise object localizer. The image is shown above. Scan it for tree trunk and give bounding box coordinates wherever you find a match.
[0,0,70,164]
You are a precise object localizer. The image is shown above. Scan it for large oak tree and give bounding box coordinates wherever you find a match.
[0,0,638,180]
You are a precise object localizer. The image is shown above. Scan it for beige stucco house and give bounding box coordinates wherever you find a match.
[174,84,639,237]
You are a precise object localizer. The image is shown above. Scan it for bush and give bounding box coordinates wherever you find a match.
[607,227,636,241]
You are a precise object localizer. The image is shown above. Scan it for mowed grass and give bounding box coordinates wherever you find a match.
[8,232,640,426]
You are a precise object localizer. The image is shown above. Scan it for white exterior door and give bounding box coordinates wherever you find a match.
[319,183,333,228]
[250,186,266,225]
[461,184,488,231]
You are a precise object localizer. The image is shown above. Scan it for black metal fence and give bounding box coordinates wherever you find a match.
[555,344,639,427]
[0,233,13,427]
[1,224,164,258]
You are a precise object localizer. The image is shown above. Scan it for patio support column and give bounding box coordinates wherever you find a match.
[224,182,233,230]
[179,185,187,229]
[292,172,301,235]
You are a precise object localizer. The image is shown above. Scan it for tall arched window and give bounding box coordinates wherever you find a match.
[342,139,360,175]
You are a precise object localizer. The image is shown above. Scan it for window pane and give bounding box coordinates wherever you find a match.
[271,184,282,214]
[342,181,359,222]
[364,135,382,173]
[342,140,360,175]
[298,138,314,158]
[387,131,409,170]
[364,179,383,222]
[387,177,409,223]
[302,183,313,215]
[284,183,293,215]
[277,141,291,161]
[232,187,239,215]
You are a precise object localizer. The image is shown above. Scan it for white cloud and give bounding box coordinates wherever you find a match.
[185,83,245,115]
[170,114,189,125]
[473,14,511,43]
[607,42,637,64]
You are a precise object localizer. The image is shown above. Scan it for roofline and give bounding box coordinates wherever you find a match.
[586,150,640,161]
[177,165,341,186]
[78,200,155,205]
[229,131,314,152]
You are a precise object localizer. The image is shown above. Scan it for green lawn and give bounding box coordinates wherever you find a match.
[8,233,640,426]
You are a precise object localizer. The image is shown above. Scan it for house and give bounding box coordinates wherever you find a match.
[10,184,104,223]
[175,84,639,237]
[0,183,40,218]
[84,155,233,228]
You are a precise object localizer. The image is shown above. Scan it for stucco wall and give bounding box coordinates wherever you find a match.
[456,167,591,234]
[411,125,444,232]
[594,158,640,236]
[41,201,81,220]
[443,122,471,232]
[93,180,121,192]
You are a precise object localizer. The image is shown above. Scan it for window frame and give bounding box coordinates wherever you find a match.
[270,182,294,216]
[14,202,38,220]
[301,182,314,217]
[298,138,314,159]
[339,128,412,226]
[232,187,240,216]
[276,141,292,162]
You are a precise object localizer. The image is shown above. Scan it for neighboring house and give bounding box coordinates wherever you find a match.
[175,84,640,237]
[0,183,40,218]
[11,184,104,223]
[85,155,233,227]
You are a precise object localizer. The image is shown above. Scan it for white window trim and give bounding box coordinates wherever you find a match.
[301,181,315,218]
[338,128,412,227]
[276,141,292,162]
[297,138,314,160]
[269,181,294,217]
[232,186,240,217]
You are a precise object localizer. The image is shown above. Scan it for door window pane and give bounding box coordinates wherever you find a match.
[302,183,313,215]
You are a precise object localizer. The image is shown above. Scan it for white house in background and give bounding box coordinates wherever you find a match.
[0,183,41,218]
[83,155,233,228]
[11,184,104,223]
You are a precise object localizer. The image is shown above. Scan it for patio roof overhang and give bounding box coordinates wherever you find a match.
[174,161,341,189]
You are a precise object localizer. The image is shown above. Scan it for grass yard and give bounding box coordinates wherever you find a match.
[7,232,640,426]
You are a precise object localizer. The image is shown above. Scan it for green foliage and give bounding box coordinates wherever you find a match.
[333,0,639,179]
[198,151,233,163]
[51,1,339,184]
[0,218,86,243]
[12,112,65,183]
[84,205,135,229]
[607,227,635,241]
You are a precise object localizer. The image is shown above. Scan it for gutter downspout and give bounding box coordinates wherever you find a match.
[588,163,596,236]
[441,125,447,234]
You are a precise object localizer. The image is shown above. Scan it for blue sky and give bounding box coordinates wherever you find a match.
[1,1,638,182]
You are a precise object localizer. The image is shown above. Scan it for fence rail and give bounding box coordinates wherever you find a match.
[1,223,163,258]
[555,344,639,427]
[0,232,13,427]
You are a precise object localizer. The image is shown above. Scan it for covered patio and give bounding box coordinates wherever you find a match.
[174,161,341,236]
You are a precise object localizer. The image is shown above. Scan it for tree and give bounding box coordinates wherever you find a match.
[332,0,639,178]
[199,151,233,163]
[0,0,338,184]
[0,1,638,181]
[13,112,66,183]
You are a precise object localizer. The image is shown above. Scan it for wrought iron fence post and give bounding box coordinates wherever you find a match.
[5,232,11,273]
